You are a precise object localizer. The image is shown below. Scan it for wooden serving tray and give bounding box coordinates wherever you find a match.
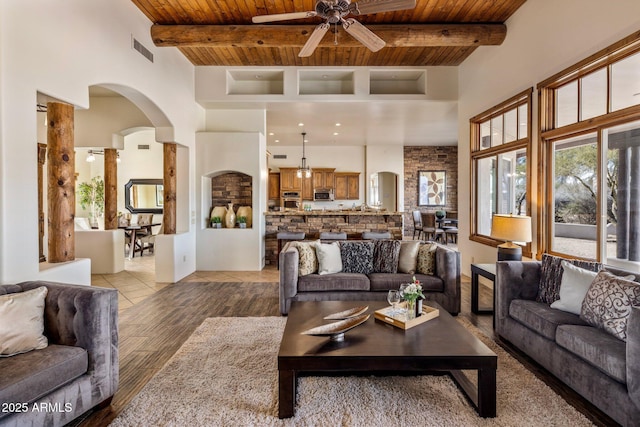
[374,304,440,330]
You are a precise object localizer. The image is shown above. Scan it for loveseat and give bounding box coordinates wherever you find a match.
[279,239,460,315]
[0,281,119,427]
[496,256,640,426]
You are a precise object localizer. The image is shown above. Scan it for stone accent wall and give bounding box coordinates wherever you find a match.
[404,146,458,236]
[211,172,252,214]
[264,213,403,266]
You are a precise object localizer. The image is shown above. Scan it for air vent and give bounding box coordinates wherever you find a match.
[273,154,287,159]
[137,144,150,150]
[132,37,154,63]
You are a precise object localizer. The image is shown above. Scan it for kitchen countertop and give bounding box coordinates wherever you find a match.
[264,210,400,216]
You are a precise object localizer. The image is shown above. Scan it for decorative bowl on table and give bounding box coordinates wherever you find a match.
[301,313,370,342]
[323,306,369,320]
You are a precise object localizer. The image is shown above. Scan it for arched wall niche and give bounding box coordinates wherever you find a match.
[205,170,253,220]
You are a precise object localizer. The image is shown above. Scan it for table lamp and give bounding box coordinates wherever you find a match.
[491,214,532,261]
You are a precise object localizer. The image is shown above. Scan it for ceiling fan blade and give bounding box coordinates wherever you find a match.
[298,23,330,57]
[342,19,385,52]
[252,11,317,23]
[351,0,416,15]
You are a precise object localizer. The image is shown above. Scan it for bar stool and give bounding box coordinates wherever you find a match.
[362,231,391,240]
[319,232,347,241]
[277,232,305,269]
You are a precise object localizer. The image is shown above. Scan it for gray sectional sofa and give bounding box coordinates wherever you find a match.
[0,281,118,427]
[279,240,461,315]
[496,258,640,427]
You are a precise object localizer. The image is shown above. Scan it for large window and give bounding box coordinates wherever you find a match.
[470,89,532,251]
[538,31,640,269]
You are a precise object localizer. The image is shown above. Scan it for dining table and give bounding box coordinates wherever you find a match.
[118,223,161,259]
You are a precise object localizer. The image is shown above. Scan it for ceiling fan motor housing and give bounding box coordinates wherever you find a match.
[316,0,352,23]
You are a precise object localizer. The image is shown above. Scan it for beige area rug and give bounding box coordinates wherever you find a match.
[110,316,593,426]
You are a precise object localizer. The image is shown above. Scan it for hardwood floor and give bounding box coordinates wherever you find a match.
[79,265,618,427]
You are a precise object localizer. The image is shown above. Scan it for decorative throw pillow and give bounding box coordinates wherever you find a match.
[550,261,598,315]
[580,270,640,342]
[416,242,438,275]
[398,241,422,274]
[537,254,601,304]
[372,240,401,273]
[290,241,318,276]
[340,241,374,274]
[314,241,343,275]
[0,286,48,357]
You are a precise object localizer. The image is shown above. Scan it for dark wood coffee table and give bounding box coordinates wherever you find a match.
[278,300,497,419]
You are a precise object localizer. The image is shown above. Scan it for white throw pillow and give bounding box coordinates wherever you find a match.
[550,261,598,315]
[314,242,342,275]
[0,286,49,356]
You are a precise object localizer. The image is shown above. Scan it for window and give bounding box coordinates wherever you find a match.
[538,31,640,270]
[470,89,532,251]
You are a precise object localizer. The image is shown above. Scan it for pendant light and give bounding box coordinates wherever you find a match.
[297,132,312,178]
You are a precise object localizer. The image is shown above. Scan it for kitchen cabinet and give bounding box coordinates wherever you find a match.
[334,172,360,200]
[302,175,313,200]
[312,168,335,190]
[279,168,301,191]
[268,172,280,200]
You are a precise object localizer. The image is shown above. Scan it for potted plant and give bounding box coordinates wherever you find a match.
[211,216,222,228]
[77,176,105,228]
[238,216,247,229]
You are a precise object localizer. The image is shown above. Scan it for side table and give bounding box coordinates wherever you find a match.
[471,263,496,323]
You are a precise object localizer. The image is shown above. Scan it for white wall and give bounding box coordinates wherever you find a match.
[457,0,640,275]
[196,132,268,270]
[0,0,200,284]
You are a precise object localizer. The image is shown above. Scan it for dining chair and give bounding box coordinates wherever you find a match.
[412,210,425,240]
[139,224,163,255]
[421,212,444,242]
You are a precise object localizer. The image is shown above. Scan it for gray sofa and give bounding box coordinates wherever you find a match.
[279,241,460,315]
[496,260,640,427]
[0,281,118,427]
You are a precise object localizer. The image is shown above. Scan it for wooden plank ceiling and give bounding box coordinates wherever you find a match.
[133,0,527,66]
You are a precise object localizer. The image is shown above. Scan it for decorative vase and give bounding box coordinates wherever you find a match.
[211,206,227,228]
[225,203,236,228]
[236,206,252,228]
[405,299,416,321]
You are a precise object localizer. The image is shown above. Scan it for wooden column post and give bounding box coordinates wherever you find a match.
[37,143,47,262]
[163,143,177,234]
[47,102,75,262]
[104,148,118,230]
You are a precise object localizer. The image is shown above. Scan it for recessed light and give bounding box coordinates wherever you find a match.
[333,132,339,136]
[322,75,328,79]
[304,138,309,143]
[298,122,304,127]
[274,139,280,143]
[255,75,262,79]
[335,122,341,127]
[269,132,274,136]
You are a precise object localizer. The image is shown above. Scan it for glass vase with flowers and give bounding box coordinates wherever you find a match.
[401,277,425,320]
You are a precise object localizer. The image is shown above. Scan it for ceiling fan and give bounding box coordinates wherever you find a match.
[252,0,416,57]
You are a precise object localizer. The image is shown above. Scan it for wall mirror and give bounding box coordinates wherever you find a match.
[124,179,164,214]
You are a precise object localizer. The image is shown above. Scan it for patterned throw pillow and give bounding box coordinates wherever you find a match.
[416,243,438,275]
[537,254,601,304]
[372,240,401,273]
[340,241,374,274]
[580,270,640,342]
[290,241,318,276]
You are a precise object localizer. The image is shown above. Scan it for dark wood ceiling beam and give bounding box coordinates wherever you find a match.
[151,23,506,48]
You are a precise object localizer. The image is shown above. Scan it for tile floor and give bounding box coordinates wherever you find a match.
[91,255,279,312]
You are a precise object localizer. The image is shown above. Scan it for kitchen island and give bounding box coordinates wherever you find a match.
[264,210,404,266]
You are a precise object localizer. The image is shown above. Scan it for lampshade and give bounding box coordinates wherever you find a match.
[491,214,532,243]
